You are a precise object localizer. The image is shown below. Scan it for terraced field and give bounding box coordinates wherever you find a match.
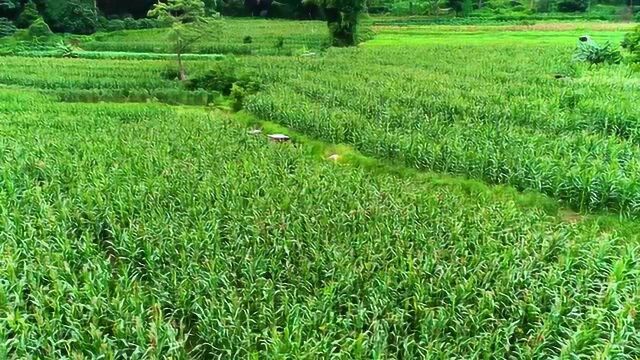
[1,19,640,358]
[80,19,330,55]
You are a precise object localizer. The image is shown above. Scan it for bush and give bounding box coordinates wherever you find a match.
[243,35,253,44]
[556,0,588,12]
[186,59,261,106]
[534,0,552,12]
[15,1,39,28]
[27,17,52,39]
[187,60,240,95]
[230,83,246,111]
[45,0,97,34]
[96,15,108,30]
[161,67,181,80]
[123,17,138,30]
[63,4,97,34]
[105,19,125,32]
[573,38,622,65]
[622,26,640,63]
[98,18,167,32]
[56,40,77,58]
[138,18,159,29]
[45,0,99,35]
[0,17,16,38]
[274,36,284,50]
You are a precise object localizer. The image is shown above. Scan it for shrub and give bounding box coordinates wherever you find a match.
[243,35,253,44]
[556,0,587,12]
[96,15,109,30]
[138,18,158,29]
[56,40,77,58]
[63,4,97,34]
[0,17,16,38]
[28,17,53,39]
[573,38,622,65]
[274,36,284,50]
[15,1,39,28]
[105,19,125,32]
[622,26,639,53]
[230,83,246,111]
[45,0,98,35]
[97,16,166,32]
[186,59,261,105]
[187,60,240,95]
[123,17,138,30]
[160,67,181,80]
[45,0,97,34]
[622,26,640,63]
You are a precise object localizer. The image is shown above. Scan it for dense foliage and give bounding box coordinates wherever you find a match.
[14,0,37,28]
[556,0,589,12]
[43,0,98,34]
[307,0,365,46]
[573,37,622,64]
[27,16,52,38]
[622,25,640,62]
[0,0,636,37]
[0,16,16,36]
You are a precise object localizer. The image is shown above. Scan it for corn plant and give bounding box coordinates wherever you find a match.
[1,88,639,358]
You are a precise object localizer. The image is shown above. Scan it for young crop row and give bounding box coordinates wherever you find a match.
[81,19,330,56]
[0,56,220,105]
[246,43,640,215]
[0,56,177,90]
[1,88,639,358]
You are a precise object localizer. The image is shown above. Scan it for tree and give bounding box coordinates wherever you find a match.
[0,0,17,12]
[28,16,53,40]
[556,0,588,12]
[148,0,206,23]
[96,0,157,18]
[0,17,17,37]
[0,0,19,18]
[16,1,40,28]
[305,0,364,47]
[148,0,219,80]
[44,0,98,34]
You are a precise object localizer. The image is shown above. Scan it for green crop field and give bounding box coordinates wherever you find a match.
[80,19,330,56]
[1,16,640,358]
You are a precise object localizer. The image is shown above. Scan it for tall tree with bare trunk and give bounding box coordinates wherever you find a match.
[148,0,220,80]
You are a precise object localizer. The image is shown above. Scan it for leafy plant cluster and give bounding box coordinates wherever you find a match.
[622,25,640,63]
[0,0,97,34]
[572,37,622,65]
[2,87,640,358]
[0,16,16,37]
[96,16,170,33]
[571,26,640,66]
